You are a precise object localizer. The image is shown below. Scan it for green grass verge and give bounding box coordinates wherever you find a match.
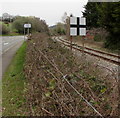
[2,42,27,116]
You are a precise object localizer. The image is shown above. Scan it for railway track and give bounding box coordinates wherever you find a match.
[54,37,120,66]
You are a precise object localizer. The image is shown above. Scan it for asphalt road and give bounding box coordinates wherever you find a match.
[0,36,25,80]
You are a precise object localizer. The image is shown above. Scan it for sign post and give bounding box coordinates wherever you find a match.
[70,16,86,52]
[24,23,31,40]
[70,36,73,50]
[82,36,85,55]
[28,27,29,36]
[24,28,25,41]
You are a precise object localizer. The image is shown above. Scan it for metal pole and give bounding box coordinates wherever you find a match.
[82,36,85,56]
[70,36,72,50]
[27,28,30,39]
[28,28,29,36]
[24,28,25,41]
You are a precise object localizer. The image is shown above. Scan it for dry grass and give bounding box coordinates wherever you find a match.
[24,33,119,116]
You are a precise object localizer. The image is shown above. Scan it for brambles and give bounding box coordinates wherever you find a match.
[24,33,118,116]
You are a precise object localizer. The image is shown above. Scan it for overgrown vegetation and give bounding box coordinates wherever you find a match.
[83,2,120,50]
[24,33,118,116]
[2,42,27,116]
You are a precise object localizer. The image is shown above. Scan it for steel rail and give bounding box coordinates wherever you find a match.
[56,38,120,66]
[59,38,120,58]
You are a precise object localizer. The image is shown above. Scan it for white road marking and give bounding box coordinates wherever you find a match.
[2,42,20,54]
[1,36,25,55]
[3,42,9,45]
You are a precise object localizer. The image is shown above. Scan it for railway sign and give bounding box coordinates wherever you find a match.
[24,23,31,28]
[70,17,86,36]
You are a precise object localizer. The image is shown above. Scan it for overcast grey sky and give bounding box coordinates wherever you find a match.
[1,0,88,26]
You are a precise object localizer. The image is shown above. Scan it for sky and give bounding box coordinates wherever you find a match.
[0,0,88,26]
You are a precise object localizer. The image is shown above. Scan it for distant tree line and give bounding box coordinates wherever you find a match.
[12,16,49,34]
[1,14,49,35]
[82,2,120,50]
[50,22,66,35]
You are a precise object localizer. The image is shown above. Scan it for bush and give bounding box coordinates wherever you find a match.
[104,34,120,50]
[0,23,10,34]
[94,34,101,42]
[12,18,25,34]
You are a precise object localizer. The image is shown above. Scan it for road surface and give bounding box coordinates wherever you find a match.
[0,36,25,80]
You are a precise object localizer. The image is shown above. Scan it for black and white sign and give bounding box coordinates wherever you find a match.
[24,24,31,28]
[70,17,86,36]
